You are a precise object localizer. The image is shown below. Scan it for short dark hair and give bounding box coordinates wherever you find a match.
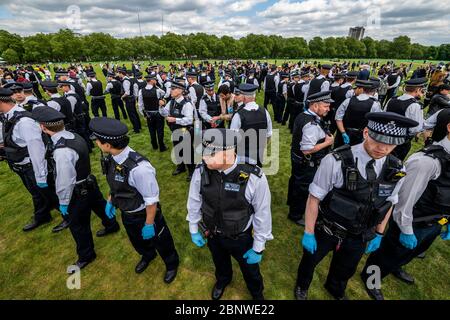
[218,84,231,95]
[43,121,65,132]
[45,87,58,94]
[97,136,130,150]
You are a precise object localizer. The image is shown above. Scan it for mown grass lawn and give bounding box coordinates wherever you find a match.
[0,59,448,300]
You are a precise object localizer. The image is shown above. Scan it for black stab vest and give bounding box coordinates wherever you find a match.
[200,163,262,237]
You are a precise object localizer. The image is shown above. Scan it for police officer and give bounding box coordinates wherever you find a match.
[304,64,331,97]
[288,91,335,226]
[274,72,289,124]
[326,72,346,134]
[384,77,426,161]
[187,71,205,112]
[288,71,310,133]
[4,82,26,106]
[89,117,179,282]
[263,65,278,110]
[219,71,235,93]
[159,78,195,181]
[187,128,273,300]
[0,88,58,232]
[104,72,128,120]
[137,72,167,152]
[32,107,119,269]
[19,82,46,111]
[385,67,402,106]
[294,112,418,300]
[41,81,75,130]
[118,68,141,134]
[361,110,450,300]
[199,81,224,130]
[230,83,272,167]
[86,71,107,117]
[335,80,382,147]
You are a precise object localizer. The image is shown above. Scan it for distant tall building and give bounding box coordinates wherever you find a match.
[348,27,365,41]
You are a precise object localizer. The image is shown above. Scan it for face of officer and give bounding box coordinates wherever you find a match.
[170,87,183,99]
[12,90,25,103]
[309,101,330,117]
[203,148,235,170]
[234,93,243,103]
[362,128,397,159]
[441,89,449,96]
[60,84,70,93]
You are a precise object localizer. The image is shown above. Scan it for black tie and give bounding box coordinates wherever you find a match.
[366,159,377,181]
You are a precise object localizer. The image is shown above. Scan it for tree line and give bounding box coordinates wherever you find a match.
[0,29,449,64]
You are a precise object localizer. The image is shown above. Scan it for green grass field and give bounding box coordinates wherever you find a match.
[0,59,448,300]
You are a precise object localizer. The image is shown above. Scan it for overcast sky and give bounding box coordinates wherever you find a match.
[0,0,448,45]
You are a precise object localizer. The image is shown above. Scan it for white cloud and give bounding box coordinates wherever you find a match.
[0,0,448,45]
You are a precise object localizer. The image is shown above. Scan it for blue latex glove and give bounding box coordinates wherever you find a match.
[342,132,350,145]
[440,226,450,241]
[37,182,48,188]
[399,232,418,249]
[142,224,155,240]
[366,234,383,253]
[302,232,317,254]
[243,248,262,264]
[105,201,116,219]
[59,204,69,216]
[191,232,206,247]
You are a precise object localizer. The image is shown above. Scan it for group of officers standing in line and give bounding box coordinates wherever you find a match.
[0,59,449,300]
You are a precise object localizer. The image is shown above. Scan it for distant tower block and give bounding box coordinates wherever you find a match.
[348,27,365,41]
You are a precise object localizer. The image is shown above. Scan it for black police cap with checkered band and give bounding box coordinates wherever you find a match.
[366,112,419,145]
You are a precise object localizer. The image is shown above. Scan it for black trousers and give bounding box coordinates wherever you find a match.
[289,103,303,133]
[91,98,107,117]
[274,95,286,123]
[10,163,56,223]
[121,209,179,271]
[287,159,318,221]
[124,97,141,133]
[111,97,128,120]
[207,230,264,299]
[391,140,412,161]
[172,129,194,174]
[362,220,442,281]
[282,99,292,125]
[145,112,166,150]
[263,91,277,110]
[296,227,366,298]
[67,178,118,261]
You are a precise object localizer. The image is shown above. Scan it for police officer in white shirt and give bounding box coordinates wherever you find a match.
[0,87,58,232]
[362,110,450,300]
[137,72,168,152]
[90,117,179,282]
[32,107,120,270]
[187,128,273,300]
[295,112,418,300]
[230,83,272,166]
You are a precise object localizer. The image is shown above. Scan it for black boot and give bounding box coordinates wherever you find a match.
[23,217,51,232]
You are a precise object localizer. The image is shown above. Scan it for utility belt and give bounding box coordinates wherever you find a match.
[122,203,162,217]
[73,174,96,196]
[291,151,322,168]
[91,95,105,100]
[199,221,252,241]
[110,94,121,99]
[143,110,161,118]
[9,161,32,173]
[346,127,363,134]
[413,214,449,228]
[317,217,363,250]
